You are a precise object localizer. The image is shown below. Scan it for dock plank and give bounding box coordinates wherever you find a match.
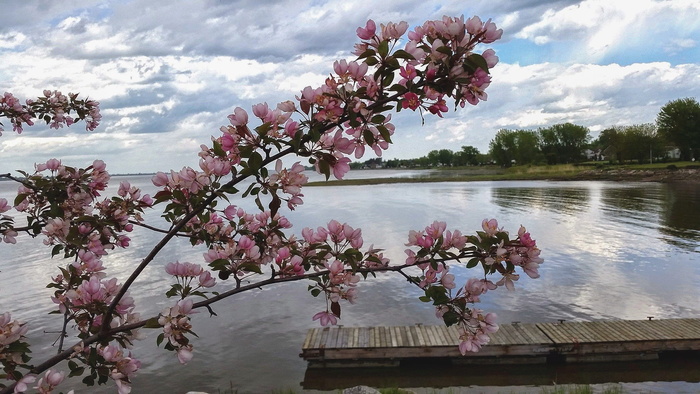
[301,318,700,366]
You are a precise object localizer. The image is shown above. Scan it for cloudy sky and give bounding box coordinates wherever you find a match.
[1,0,699,174]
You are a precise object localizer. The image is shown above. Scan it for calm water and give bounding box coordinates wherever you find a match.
[1,171,699,393]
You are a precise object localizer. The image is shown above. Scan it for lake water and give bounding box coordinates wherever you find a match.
[1,170,699,393]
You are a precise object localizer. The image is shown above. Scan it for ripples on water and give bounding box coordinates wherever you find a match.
[1,174,699,393]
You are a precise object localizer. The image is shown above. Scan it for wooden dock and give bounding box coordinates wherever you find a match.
[300,318,700,367]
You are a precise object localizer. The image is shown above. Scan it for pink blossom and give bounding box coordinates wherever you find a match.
[238,235,255,250]
[177,345,194,364]
[356,20,376,40]
[482,19,503,43]
[330,153,351,180]
[2,229,17,244]
[425,221,446,239]
[312,311,338,326]
[465,16,484,36]
[277,100,296,112]
[13,374,36,393]
[481,218,500,236]
[0,312,29,346]
[482,48,499,68]
[140,194,153,206]
[379,21,408,40]
[252,102,271,120]
[46,158,61,171]
[496,272,520,291]
[427,97,448,117]
[92,159,106,171]
[198,271,216,288]
[151,171,169,187]
[0,198,10,213]
[519,230,536,248]
[35,369,65,394]
[118,181,131,197]
[284,119,299,138]
[440,272,456,289]
[401,92,420,110]
[227,107,248,127]
[165,261,204,278]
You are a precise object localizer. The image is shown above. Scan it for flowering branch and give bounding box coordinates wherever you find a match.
[0,15,542,394]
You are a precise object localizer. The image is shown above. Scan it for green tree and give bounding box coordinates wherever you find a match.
[489,129,517,167]
[437,149,455,166]
[539,123,590,164]
[459,145,481,166]
[538,127,559,164]
[513,130,542,165]
[656,97,700,161]
[427,150,440,166]
[597,126,625,163]
[623,124,664,163]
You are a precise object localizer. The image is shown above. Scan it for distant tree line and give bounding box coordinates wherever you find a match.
[356,97,700,168]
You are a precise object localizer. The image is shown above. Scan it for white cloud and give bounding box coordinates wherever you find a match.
[514,0,700,62]
[1,0,699,172]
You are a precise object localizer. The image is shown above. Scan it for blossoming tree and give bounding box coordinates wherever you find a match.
[0,16,543,393]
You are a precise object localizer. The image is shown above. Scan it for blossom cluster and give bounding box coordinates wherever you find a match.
[2,160,152,392]
[0,313,33,393]
[404,219,542,354]
[0,90,101,135]
[157,299,196,365]
[0,14,546,394]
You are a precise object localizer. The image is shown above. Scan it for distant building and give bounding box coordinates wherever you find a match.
[584,148,605,161]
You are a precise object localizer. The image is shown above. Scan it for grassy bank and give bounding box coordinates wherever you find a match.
[306,162,699,187]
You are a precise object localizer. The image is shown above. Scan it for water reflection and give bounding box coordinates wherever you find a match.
[598,182,700,251]
[659,182,700,251]
[491,184,590,215]
[302,354,700,391]
[2,177,700,393]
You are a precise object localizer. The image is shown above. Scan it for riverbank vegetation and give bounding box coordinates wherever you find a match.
[308,161,700,186]
[349,97,699,171]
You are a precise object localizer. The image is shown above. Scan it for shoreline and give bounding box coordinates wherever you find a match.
[307,168,700,186]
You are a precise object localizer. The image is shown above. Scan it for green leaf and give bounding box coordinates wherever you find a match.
[392,49,415,60]
[13,194,27,206]
[209,258,229,271]
[442,310,460,326]
[467,53,489,73]
[269,194,281,217]
[377,40,389,58]
[239,262,263,274]
[69,367,85,378]
[385,56,400,70]
[51,245,63,257]
[382,70,395,87]
[318,160,331,180]
[211,139,225,157]
[357,49,376,60]
[219,184,238,195]
[376,124,393,143]
[365,56,379,66]
[144,317,162,329]
[248,151,264,172]
[83,375,95,386]
[362,129,375,146]
[330,301,341,318]
[466,258,480,268]
[370,114,386,124]
[156,333,165,346]
[436,46,452,56]
[255,122,272,136]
